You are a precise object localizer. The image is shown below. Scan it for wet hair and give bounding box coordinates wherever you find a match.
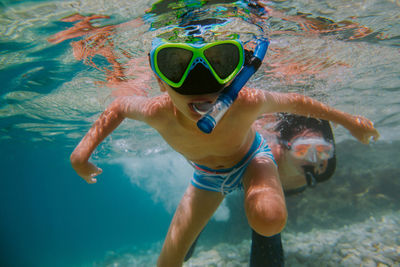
[274,113,336,183]
[148,1,266,45]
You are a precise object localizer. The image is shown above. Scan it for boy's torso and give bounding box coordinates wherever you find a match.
[144,89,263,169]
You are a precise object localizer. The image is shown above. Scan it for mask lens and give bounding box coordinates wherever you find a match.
[315,144,333,159]
[292,144,311,158]
[204,43,240,79]
[291,138,334,161]
[157,47,193,83]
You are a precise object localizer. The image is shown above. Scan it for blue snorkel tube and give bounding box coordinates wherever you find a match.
[197,38,270,133]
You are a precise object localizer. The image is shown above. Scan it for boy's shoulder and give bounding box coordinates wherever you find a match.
[147,93,173,108]
[141,93,174,120]
[236,87,265,106]
[116,93,173,123]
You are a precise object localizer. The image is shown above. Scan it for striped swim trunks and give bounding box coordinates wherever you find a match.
[190,132,276,194]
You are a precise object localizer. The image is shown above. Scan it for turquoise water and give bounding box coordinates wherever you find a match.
[1,0,399,266]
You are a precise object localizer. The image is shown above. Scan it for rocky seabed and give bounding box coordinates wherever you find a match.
[101,211,399,267]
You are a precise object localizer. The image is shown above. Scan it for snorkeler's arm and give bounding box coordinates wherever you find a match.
[70,96,152,183]
[260,91,380,144]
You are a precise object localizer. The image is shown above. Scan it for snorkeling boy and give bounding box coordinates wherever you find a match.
[70,35,379,266]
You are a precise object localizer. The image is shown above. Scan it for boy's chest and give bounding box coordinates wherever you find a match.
[156,120,248,160]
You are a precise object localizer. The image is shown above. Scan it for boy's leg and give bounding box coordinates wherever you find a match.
[157,184,224,267]
[250,230,284,267]
[242,156,287,238]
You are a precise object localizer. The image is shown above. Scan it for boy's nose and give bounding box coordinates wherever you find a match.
[308,148,318,163]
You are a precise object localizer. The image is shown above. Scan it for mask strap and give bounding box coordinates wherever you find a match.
[279,139,291,150]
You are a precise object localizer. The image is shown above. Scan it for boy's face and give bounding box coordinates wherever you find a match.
[150,39,245,121]
[150,39,244,96]
[157,78,221,121]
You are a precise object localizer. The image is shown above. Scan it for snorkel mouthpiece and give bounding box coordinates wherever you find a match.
[197,38,269,133]
[197,93,233,132]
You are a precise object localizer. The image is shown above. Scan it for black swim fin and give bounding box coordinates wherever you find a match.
[250,230,284,267]
[184,233,200,262]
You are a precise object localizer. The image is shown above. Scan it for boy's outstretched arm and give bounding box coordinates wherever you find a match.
[260,91,380,144]
[70,96,150,183]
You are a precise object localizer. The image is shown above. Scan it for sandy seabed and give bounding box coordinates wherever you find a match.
[98,210,400,267]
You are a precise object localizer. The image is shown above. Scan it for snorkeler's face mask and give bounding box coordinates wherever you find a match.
[150,39,245,95]
[289,137,334,163]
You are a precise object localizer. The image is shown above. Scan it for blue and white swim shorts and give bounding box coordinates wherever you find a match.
[190,132,276,194]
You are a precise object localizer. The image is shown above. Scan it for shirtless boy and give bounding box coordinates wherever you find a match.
[70,35,379,266]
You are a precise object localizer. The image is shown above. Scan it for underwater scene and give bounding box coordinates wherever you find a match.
[0,0,399,266]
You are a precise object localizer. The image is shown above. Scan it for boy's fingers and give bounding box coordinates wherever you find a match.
[372,131,380,142]
[91,167,102,176]
[363,131,380,144]
[84,177,97,184]
[85,167,102,184]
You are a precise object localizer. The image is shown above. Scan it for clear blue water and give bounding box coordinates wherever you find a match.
[1,0,399,266]
[0,141,172,266]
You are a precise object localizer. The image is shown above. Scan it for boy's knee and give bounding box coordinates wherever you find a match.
[248,208,287,237]
[250,213,287,237]
[245,192,287,237]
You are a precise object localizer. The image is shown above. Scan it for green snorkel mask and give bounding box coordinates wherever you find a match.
[149,38,245,95]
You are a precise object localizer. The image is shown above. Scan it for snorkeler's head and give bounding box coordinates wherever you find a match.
[275,113,337,184]
[149,38,245,95]
[146,0,268,95]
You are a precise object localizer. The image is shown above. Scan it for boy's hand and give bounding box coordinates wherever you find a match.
[71,160,103,184]
[348,115,380,144]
